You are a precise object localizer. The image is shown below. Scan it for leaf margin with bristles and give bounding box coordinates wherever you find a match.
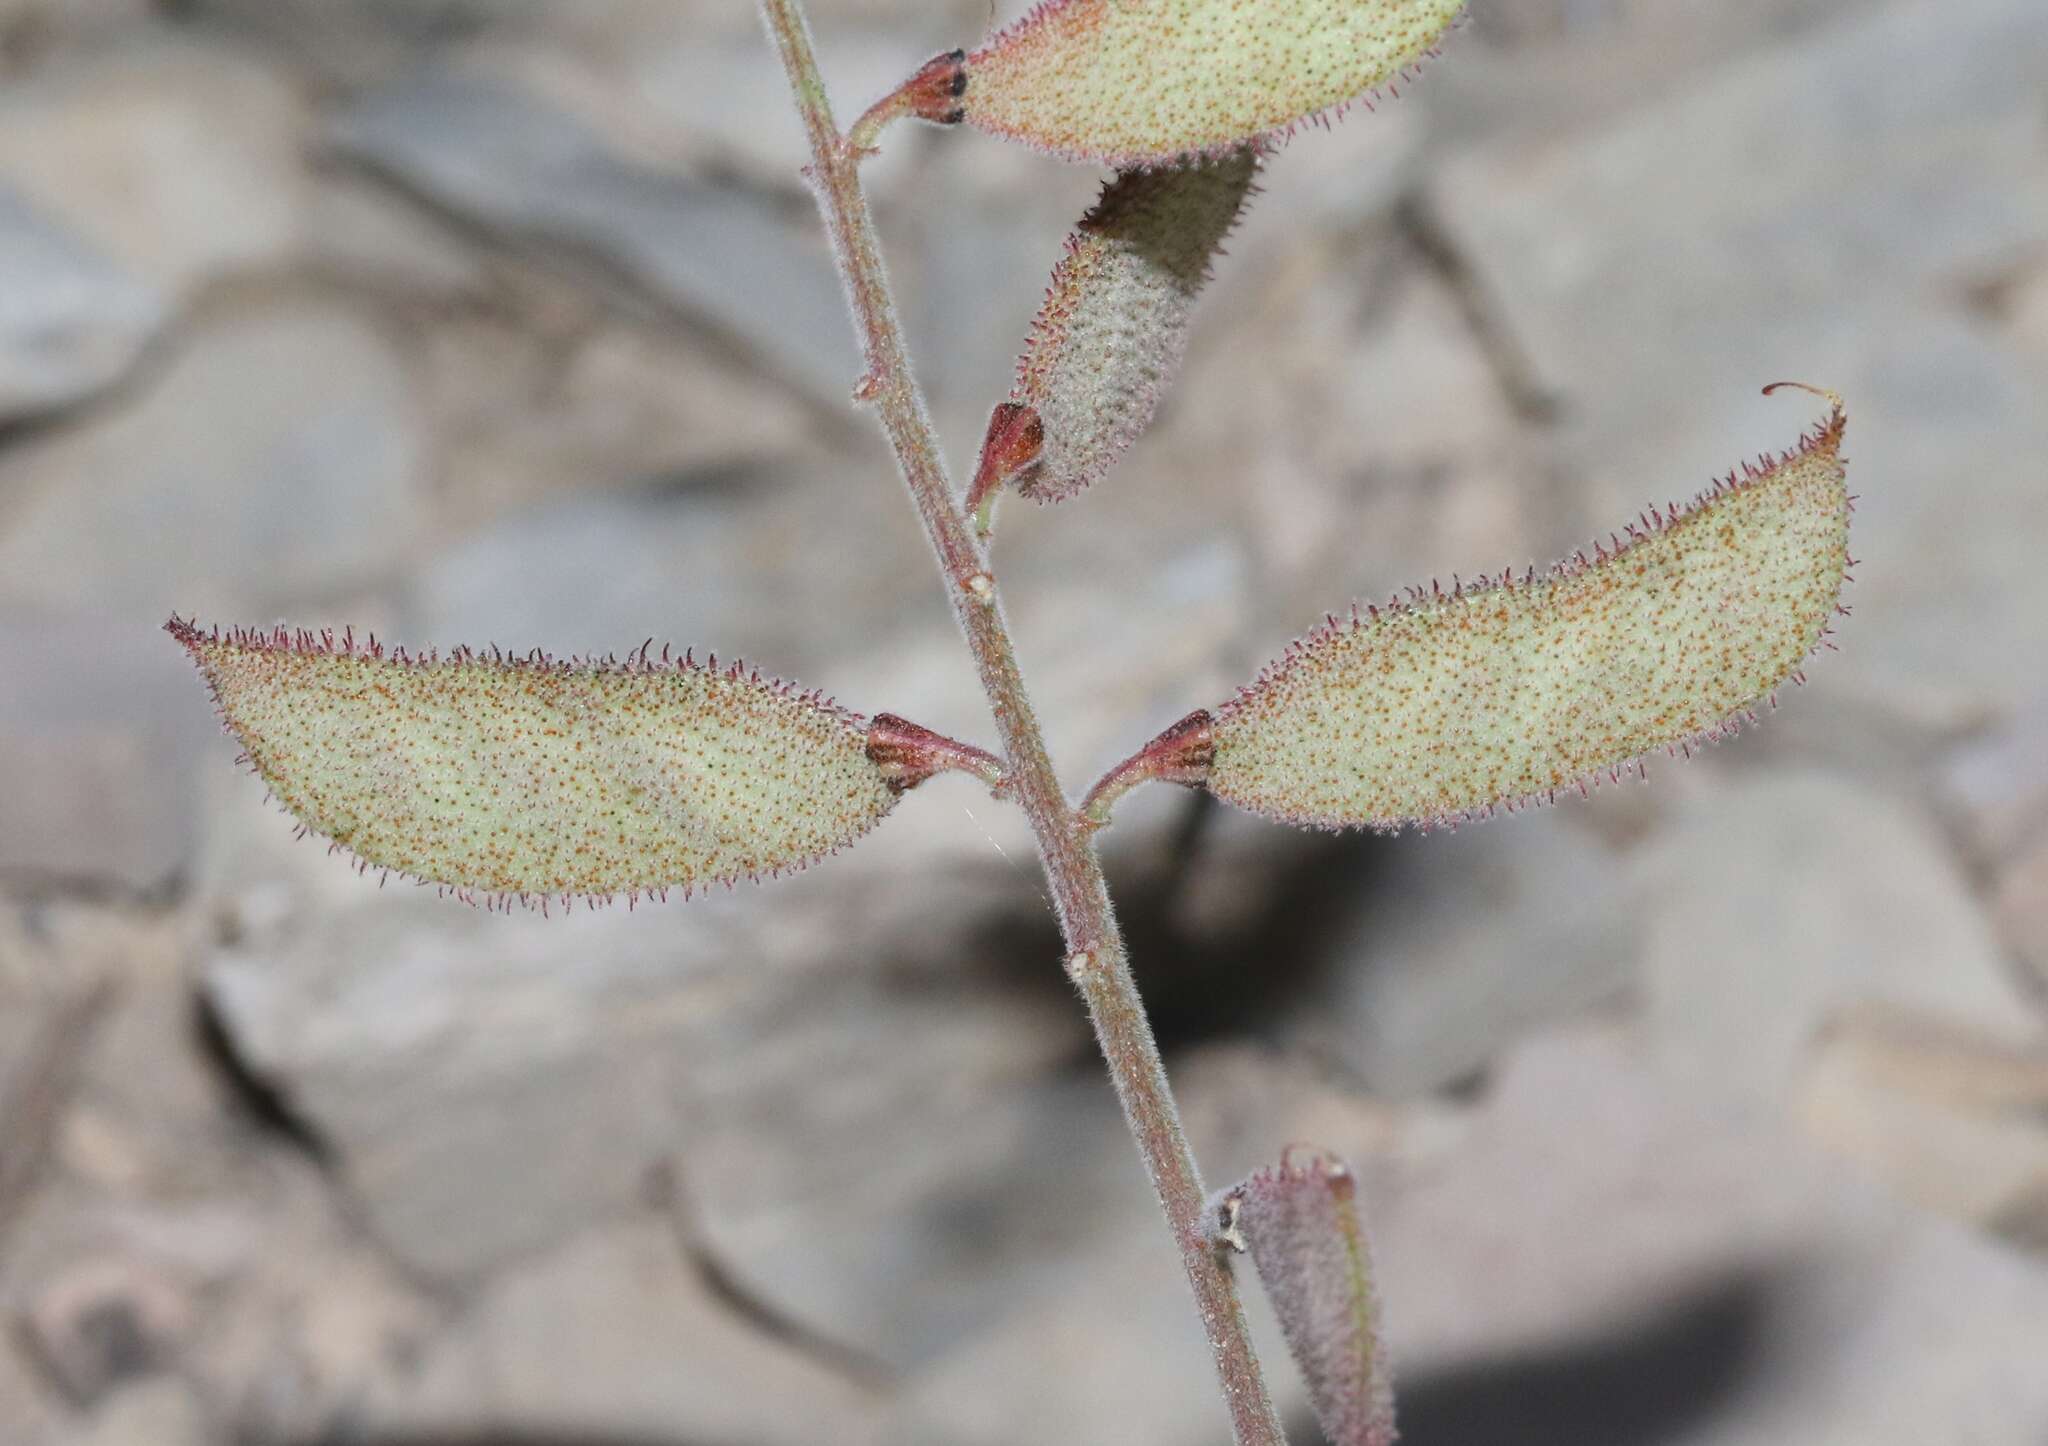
[166,616,904,916]
[1206,398,1855,834]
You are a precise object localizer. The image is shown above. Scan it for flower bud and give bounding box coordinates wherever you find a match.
[1220,1148,1394,1446]
[996,149,1259,505]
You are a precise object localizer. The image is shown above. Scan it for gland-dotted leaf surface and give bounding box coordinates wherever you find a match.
[958,0,1464,166]
[1209,401,1852,830]
[1225,1151,1394,1446]
[169,621,902,905]
[1008,149,1259,503]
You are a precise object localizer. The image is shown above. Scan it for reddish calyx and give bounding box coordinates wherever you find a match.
[848,49,968,153]
[1080,709,1216,828]
[866,713,1007,794]
[966,401,1046,537]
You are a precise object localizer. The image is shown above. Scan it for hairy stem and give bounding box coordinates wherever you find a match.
[760,4,1285,1441]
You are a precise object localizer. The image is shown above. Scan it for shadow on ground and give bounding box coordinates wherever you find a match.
[1301,1268,1777,1446]
[968,791,1403,1054]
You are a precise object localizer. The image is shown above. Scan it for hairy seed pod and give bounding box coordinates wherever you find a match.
[168,620,909,907]
[1218,1150,1393,1446]
[981,149,1258,507]
[853,0,1463,167]
[1208,396,1852,830]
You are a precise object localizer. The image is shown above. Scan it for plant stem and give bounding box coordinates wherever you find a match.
[760,4,1286,1442]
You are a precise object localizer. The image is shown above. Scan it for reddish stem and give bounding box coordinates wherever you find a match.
[760,4,1285,1442]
